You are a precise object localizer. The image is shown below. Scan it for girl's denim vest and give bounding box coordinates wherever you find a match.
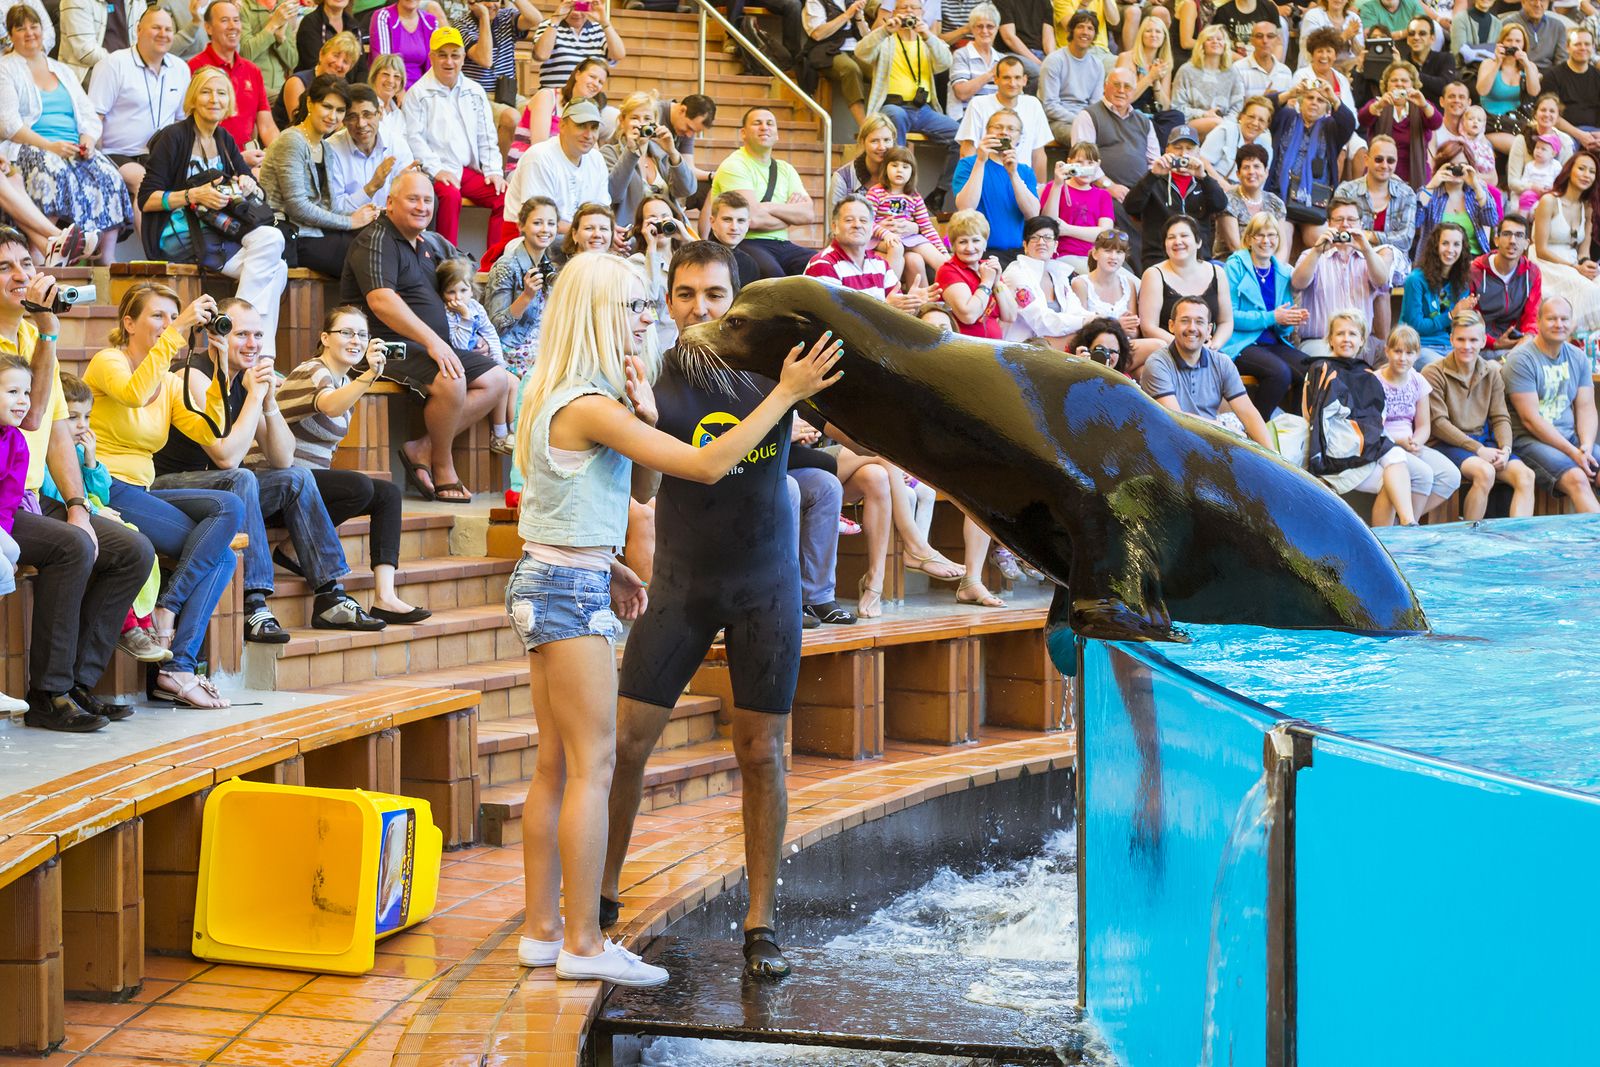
[517,380,633,553]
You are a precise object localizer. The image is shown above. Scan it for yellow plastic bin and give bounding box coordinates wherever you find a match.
[192,779,443,974]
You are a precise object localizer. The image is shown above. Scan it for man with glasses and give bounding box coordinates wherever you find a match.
[1290,196,1391,363]
[1401,15,1458,99]
[1549,26,1600,149]
[1235,22,1292,97]
[326,83,416,214]
[1334,133,1415,343]
[1468,213,1543,352]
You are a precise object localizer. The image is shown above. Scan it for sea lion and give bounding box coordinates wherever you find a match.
[675,277,1428,644]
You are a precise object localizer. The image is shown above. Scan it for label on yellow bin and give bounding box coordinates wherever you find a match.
[375,808,416,934]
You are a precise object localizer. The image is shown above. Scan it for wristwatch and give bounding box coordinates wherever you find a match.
[65,496,88,512]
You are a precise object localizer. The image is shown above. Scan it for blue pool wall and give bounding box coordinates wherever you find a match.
[1079,638,1600,1067]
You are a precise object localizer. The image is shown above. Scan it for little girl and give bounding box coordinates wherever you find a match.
[0,356,33,714]
[439,259,510,453]
[1518,133,1564,213]
[1040,142,1115,273]
[1375,326,1461,525]
[865,147,948,286]
[511,253,841,987]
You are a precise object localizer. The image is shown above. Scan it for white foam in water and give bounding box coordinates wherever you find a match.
[640,830,1088,1067]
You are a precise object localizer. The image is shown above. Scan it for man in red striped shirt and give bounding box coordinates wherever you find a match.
[804,196,935,311]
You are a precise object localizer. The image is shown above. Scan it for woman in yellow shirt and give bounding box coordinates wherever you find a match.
[83,284,242,709]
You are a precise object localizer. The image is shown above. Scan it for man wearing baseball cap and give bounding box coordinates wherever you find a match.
[503,98,611,241]
[401,25,511,250]
[1121,122,1229,272]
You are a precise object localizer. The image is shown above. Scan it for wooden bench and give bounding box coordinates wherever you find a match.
[0,685,480,1054]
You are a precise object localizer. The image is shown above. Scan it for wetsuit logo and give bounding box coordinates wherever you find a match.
[692,411,778,469]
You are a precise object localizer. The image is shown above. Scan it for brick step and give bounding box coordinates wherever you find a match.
[476,691,723,785]
[264,555,514,627]
[263,511,454,569]
[241,603,519,690]
[479,737,743,846]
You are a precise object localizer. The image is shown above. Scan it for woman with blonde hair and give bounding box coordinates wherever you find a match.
[510,252,842,985]
[830,111,897,206]
[1116,15,1175,122]
[1173,24,1241,137]
[603,91,695,227]
[138,66,289,356]
[277,31,363,127]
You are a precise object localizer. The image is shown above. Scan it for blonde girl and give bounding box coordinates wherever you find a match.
[1116,15,1174,117]
[1173,24,1242,137]
[510,253,842,986]
[1375,325,1461,524]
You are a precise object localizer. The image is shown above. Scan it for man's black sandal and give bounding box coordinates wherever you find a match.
[743,926,791,978]
[599,895,621,929]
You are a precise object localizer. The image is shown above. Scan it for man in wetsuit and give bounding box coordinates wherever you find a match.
[601,240,825,978]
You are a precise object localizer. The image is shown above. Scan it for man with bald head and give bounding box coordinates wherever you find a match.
[340,170,511,504]
[1069,66,1158,261]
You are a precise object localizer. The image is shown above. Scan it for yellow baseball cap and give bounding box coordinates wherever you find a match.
[430,26,465,51]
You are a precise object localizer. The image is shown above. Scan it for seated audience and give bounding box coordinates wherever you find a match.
[1290,197,1388,362]
[830,112,895,206]
[1505,296,1599,510]
[453,0,538,146]
[559,200,615,260]
[806,194,933,309]
[237,0,299,100]
[1072,227,1163,369]
[1502,0,1570,77]
[140,66,290,356]
[0,356,31,715]
[1234,21,1292,97]
[1358,61,1440,187]
[297,0,372,74]
[1040,10,1107,145]
[404,27,509,249]
[510,56,608,167]
[708,107,816,277]
[188,1,278,167]
[997,0,1051,79]
[1199,93,1273,184]
[261,75,378,277]
[1508,93,1575,204]
[1139,214,1234,357]
[1401,221,1475,366]
[935,209,1018,337]
[1549,26,1600,150]
[1421,309,1536,518]
[1431,103,1500,195]
[1374,325,1462,524]
[1116,17,1177,142]
[1068,315,1135,374]
[1469,212,1542,350]
[1223,211,1309,418]
[56,0,125,79]
[1417,139,1501,261]
[507,98,609,245]
[603,92,695,233]
[530,0,623,92]
[371,0,438,87]
[83,287,244,707]
[803,0,875,127]
[1291,27,1356,115]
[1039,141,1114,273]
[275,30,361,127]
[1451,0,1501,66]
[858,0,958,211]
[487,194,558,379]
[952,108,1040,262]
[88,7,191,234]
[1335,132,1416,339]
[627,195,689,348]
[1071,68,1158,259]
[1400,15,1457,99]
[325,82,413,213]
[1430,80,1472,147]
[1477,24,1540,154]
[1303,308,1417,523]
[1173,26,1243,138]
[1266,79,1355,246]
[367,52,408,150]
[1215,143,1289,256]
[945,2,1004,124]
[955,55,1050,176]
[439,257,503,377]
[1002,215,1089,345]
[705,190,764,284]
[865,147,947,284]
[1123,123,1227,271]
[1529,149,1600,335]
[0,5,133,266]
[1140,295,1274,446]
[341,170,511,503]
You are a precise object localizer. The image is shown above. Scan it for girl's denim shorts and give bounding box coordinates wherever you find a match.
[505,556,623,650]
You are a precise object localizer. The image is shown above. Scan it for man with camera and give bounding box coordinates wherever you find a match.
[504,99,610,242]
[150,297,387,639]
[1121,124,1229,272]
[856,0,960,212]
[1290,196,1392,364]
[956,54,1050,175]
[953,108,1039,262]
[342,170,511,505]
[0,227,157,732]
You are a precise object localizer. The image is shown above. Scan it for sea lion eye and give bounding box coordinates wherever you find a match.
[725,315,745,329]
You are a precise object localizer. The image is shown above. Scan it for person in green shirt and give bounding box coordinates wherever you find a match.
[239,0,301,98]
[706,107,818,276]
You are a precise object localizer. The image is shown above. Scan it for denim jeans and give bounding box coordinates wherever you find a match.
[107,479,243,672]
[881,102,961,196]
[787,468,843,605]
[152,467,350,596]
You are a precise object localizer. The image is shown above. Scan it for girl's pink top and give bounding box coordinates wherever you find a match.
[865,185,943,247]
[1041,180,1113,257]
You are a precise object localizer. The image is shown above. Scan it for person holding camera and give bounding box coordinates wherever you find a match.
[952,107,1039,262]
[856,0,960,212]
[1358,60,1439,186]
[0,5,134,268]
[139,66,291,357]
[1415,138,1501,261]
[1265,78,1355,246]
[1122,123,1228,272]
[488,195,558,376]
[1067,316,1135,375]
[603,92,696,233]
[1504,0,1572,77]
[530,0,624,92]
[1477,23,1541,154]
[1290,196,1391,362]
[628,196,687,349]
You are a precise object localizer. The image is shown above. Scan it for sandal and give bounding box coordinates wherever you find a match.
[146,669,230,709]
[905,548,964,581]
[856,576,882,619]
[956,576,1005,608]
[433,482,473,504]
[398,449,436,501]
[991,547,1023,582]
[743,926,791,978]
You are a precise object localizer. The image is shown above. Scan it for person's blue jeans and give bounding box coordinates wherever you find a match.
[881,102,961,197]
[107,479,243,672]
[153,467,350,597]
[787,468,843,605]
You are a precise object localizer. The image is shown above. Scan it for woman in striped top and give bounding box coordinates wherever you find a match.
[270,305,431,625]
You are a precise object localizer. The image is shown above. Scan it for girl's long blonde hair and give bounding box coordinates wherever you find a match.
[1133,17,1173,75]
[1191,24,1234,70]
[514,253,658,473]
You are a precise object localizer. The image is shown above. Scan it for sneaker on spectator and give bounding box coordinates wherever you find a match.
[991,547,1023,582]
[44,224,83,267]
[518,933,563,967]
[118,627,174,662]
[491,434,515,456]
[802,610,820,629]
[0,691,26,715]
[804,601,857,625]
[555,940,669,987]
[838,514,861,535]
[244,607,291,643]
[313,594,387,631]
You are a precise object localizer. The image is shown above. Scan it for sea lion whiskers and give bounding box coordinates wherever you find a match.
[671,339,751,397]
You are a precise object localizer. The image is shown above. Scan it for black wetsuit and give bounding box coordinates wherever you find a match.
[617,361,802,714]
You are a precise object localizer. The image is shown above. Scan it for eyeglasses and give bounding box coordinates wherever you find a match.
[1370,155,1398,163]
[620,298,654,314]
[328,328,369,341]
[1499,231,1528,241]
[1026,231,1057,242]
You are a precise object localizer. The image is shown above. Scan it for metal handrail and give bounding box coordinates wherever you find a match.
[692,0,832,242]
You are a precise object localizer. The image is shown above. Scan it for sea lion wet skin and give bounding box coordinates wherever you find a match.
[675,277,1428,643]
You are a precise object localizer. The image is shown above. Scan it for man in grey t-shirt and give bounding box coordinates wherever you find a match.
[1140,295,1274,448]
[1038,11,1106,144]
[1505,296,1600,510]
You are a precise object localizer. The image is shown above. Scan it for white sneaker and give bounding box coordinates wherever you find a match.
[0,691,26,715]
[518,934,563,967]
[555,939,669,987]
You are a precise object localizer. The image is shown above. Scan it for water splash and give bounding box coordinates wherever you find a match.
[1197,778,1273,1067]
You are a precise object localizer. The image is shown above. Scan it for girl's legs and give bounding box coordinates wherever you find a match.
[1501,458,1537,516]
[1381,459,1417,525]
[902,247,926,288]
[956,514,1004,606]
[1459,455,1495,520]
[522,646,565,943]
[919,243,949,274]
[876,236,905,283]
[835,449,891,614]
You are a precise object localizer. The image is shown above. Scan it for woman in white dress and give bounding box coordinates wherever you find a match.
[1530,150,1600,334]
[1069,228,1164,372]
[1002,216,1089,346]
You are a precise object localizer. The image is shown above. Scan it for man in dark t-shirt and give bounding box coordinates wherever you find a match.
[1549,26,1600,147]
[340,170,510,504]
[601,242,840,979]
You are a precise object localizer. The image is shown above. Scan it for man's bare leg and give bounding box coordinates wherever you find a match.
[601,696,676,908]
[731,705,790,976]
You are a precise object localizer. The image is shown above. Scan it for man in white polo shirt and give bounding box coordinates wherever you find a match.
[954,54,1049,175]
[504,98,610,237]
[403,26,508,250]
[804,195,935,310]
[87,6,190,232]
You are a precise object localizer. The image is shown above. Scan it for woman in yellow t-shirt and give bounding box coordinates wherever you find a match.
[82,284,243,709]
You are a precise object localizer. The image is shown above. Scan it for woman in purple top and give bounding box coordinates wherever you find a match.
[1039,142,1115,273]
[370,0,438,87]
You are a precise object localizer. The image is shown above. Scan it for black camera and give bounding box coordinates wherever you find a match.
[639,123,659,139]
[536,258,556,289]
[654,218,680,236]
[23,282,95,315]
[996,137,1012,152]
[899,14,918,26]
[209,312,233,336]
[1448,162,1467,176]
[1089,343,1118,366]
[1330,231,1354,244]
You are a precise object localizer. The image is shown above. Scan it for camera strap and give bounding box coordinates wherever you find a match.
[895,32,923,95]
[179,330,235,442]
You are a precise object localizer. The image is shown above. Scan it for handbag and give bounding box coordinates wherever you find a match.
[1283,128,1332,225]
[493,75,518,108]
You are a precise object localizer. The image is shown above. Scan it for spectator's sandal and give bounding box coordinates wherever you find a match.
[743,927,791,978]
[956,576,1005,608]
[433,482,473,504]
[905,549,964,581]
[146,670,230,709]
[398,450,436,501]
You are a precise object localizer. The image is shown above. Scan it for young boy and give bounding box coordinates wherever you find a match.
[41,374,169,663]
[706,191,765,284]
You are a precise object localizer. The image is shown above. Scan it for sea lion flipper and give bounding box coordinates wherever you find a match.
[1066,481,1184,644]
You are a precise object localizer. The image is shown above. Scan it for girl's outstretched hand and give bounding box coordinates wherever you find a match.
[624,354,657,426]
[778,331,845,401]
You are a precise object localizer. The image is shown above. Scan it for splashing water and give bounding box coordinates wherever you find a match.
[1198,778,1273,1067]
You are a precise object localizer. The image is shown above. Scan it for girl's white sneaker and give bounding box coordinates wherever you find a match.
[517,934,563,967]
[555,939,669,987]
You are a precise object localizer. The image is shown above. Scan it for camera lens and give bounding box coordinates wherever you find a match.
[211,313,233,336]
[659,218,679,235]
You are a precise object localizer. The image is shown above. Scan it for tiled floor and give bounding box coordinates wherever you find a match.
[3,728,1074,1067]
